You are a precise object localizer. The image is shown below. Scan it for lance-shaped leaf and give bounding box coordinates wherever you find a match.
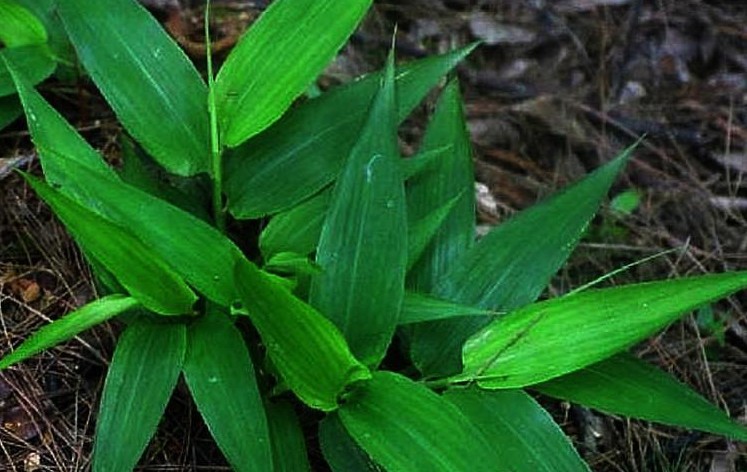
[0,295,138,369]
[0,0,47,47]
[535,353,747,441]
[216,0,371,147]
[411,147,632,377]
[406,79,476,292]
[94,320,185,472]
[183,311,273,472]
[9,65,244,306]
[26,175,197,315]
[235,259,370,411]
[320,414,384,472]
[444,388,590,472]
[309,53,406,367]
[461,272,747,388]
[338,371,503,472]
[266,401,312,472]
[225,45,476,219]
[400,293,494,325]
[0,45,55,97]
[58,0,209,176]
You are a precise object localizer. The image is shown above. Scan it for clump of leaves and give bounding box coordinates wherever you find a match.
[1,0,745,470]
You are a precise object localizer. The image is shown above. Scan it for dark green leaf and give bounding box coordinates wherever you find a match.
[26,175,197,315]
[259,190,331,260]
[444,388,590,472]
[309,53,406,367]
[225,45,476,219]
[94,320,185,472]
[407,191,466,271]
[8,66,244,306]
[535,353,747,441]
[266,401,312,472]
[462,272,747,388]
[0,45,55,97]
[400,292,494,325]
[59,0,209,175]
[411,147,632,376]
[183,311,273,472]
[264,252,320,277]
[0,295,138,369]
[338,371,503,472]
[320,414,383,472]
[216,0,371,147]
[235,259,370,411]
[0,94,22,129]
[406,79,475,292]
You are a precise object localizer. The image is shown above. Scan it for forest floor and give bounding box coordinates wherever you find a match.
[1,0,746,470]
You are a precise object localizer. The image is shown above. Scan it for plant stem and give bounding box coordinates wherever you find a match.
[205,1,225,232]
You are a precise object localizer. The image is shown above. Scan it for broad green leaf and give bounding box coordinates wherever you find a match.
[535,353,747,441]
[260,190,331,260]
[0,94,21,129]
[26,175,197,315]
[406,79,476,292]
[235,259,370,411]
[0,295,137,369]
[264,252,319,277]
[444,388,590,472]
[338,371,503,472]
[59,0,209,176]
[400,292,494,325]
[8,65,244,306]
[309,53,406,367]
[0,0,47,47]
[266,401,312,472]
[183,311,273,472]
[225,45,476,219]
[93,320,185,472]
[320,414,383,472]
[216,0,371,147]
[462,272,747,388]
[411,147,632,376]
[0,45,55,97]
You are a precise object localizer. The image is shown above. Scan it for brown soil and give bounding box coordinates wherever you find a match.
[1,0,746,470]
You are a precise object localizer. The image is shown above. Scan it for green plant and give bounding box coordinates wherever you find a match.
[1,0,746,471]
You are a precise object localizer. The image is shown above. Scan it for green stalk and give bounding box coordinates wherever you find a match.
[205,1,225,232]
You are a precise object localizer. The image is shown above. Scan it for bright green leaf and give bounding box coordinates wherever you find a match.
[411,147,632,376]
[93,320,185,472]
[182,311,273,471]
[462,272,747,388]
[535,353,747,441]
[320,414,383,472]
[444,388,590,472]
[235,259,370,411]
[338,371,503,472]
[26,175,197,315]
[310,52,406,368]
[266,401,312,472]
[0,0,47,47]
[225,45,476,219]
[216,0,371,147]
[58,0,209,176]
[0,295,138,369]
[259,190,331,260]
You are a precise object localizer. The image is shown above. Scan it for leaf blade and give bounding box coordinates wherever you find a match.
[535,353,747,441]
[93,320,185,472]
[58,0,209,175]
[182,311,273,472]
[463,272,747,388]
[216,0,372,147]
